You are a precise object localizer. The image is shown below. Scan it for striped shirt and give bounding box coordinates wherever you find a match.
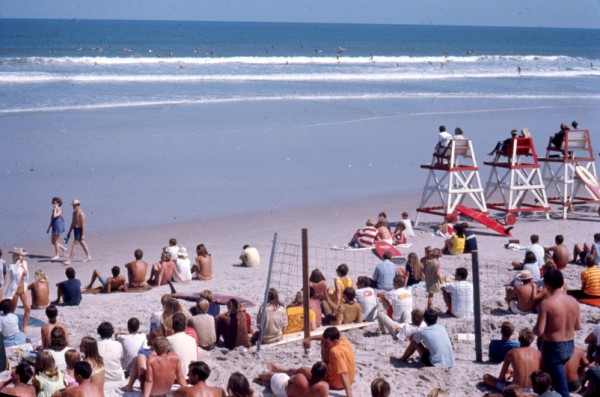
[581,267,600,297]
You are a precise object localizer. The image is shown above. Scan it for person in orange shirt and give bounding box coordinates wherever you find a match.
[567,255,600,299]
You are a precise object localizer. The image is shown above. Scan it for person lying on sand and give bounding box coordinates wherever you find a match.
[253,361,329,397]
[85,266,127,293]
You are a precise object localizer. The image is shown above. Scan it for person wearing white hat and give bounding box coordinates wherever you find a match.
[505,270,539,315]
[4,247,31,332]
[63,199,92,266]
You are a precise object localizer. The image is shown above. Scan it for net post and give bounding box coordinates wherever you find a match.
[471,250,483,362]
[256,232,278,358]
[302,228,310,353]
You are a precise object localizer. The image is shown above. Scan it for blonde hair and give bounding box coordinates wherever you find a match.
[35,269,48,282]
[64,349,81,370]
[161,299,189,334]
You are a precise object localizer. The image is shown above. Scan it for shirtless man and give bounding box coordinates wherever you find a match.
[56,361,103,397]
[63,199,92,265]
[0,363,35,396]
[545,234,569,270]
[254,361,329,397]
[86,266,127,293]
[147,251,188,287]
[505,270,538,314]
[174,361,225,397]
[573,233,600,265]
[125,249,148,288]
[563,346,589,393]
[533,269,582,397]
[143,336,187,397]
[40,305,69,349]
[482,328,542,394]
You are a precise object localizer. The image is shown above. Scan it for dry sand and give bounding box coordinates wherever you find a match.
[8,191,600,396]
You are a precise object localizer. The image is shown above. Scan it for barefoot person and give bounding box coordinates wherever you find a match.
[52,267,82,306]
[28,269,50,309]
[63,199,92,265]
[147,251,188,287]
[125,249,149,288]
[533,269,582,397]
[174,361,225,397]
[86,266,127,293]
[191,244,213,280]
[482,328,542,394]
[4,247,30,333]
[143,336,187,397]
[46,197,68,260]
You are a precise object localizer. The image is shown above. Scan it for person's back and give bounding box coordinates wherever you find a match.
[445,279,473,318]
[96,322,124,382]
[373,254,396,291]
[29,280,50,309]
[175,382,225,397]
[386,287,413,323]
[167,313,198,375]
[60,273,81,306]
[59,362,104,397]
[354,279,377,321]
[538,286,580,341]
[146,337,186,396]
[215,300,250,349]
[160,261,175,285]
[505,345,542,389]
[564,347,588,391]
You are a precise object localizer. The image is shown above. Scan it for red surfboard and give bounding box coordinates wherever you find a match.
[373,241,403,260]
[454,204,512,237]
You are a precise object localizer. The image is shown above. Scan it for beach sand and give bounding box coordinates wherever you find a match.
[2,98,600,396]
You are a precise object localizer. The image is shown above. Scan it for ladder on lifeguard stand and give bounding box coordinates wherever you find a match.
[538,130,599,219]
[483,136,550,224]
[415,139,487,225]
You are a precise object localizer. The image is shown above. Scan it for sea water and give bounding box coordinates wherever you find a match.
[1,20,599,112]
[1,20,599,244]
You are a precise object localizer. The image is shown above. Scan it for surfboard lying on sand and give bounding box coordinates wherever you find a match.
[262,322,372,348]
[454,204,513,237]
[575,165,600,200]
[373,241,403,259]
[172,293,256,307]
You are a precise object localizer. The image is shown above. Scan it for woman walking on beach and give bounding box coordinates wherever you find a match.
[46,197,67,260]
[4,247,31,332]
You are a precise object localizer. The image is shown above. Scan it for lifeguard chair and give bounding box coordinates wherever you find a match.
[539,130,599,218]
[415,139,487,225]
[483,136,550,224]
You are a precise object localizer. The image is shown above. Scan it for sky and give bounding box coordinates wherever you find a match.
[0,0,598,29]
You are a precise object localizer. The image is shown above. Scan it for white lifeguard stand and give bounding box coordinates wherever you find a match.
[483,136,550,224]
[415,139,487,225]
[539,130,599,218]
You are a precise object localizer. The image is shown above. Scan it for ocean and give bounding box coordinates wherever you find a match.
[1,19,599,245]
[1,19,599,113]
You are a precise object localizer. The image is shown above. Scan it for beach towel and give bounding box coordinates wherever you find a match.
[82,285,152,295]
[578,297,600,308]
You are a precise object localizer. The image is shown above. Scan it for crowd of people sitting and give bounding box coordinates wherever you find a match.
[0,207,599,396]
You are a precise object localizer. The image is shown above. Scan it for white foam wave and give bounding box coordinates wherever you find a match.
[1,69,597,84]
[0,54,586,66]
[2,92,599,114]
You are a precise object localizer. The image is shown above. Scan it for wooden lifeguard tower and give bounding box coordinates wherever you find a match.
[483,136,550,224]
[539,130,599,218]
[415,139,487,225]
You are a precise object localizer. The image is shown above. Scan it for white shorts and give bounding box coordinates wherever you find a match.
[509,300,531,315]
[270,373,290,397]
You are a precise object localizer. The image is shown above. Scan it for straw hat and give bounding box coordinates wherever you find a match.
[72,199,81,205]
[516,270,533,281]
[9,247,27,256]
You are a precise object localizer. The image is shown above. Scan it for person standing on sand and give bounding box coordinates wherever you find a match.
[46,197,68,260]
[63,199,92,266]
[125,249,148,288]
[4,247,30,333]
[533,269,582,397]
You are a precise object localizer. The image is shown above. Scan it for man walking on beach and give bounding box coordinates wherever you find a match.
[533,269,581,397]
[63,199,91,265]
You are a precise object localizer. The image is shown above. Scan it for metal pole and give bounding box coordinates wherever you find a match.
[256,233,278,358]
[302,228,310,352]
[471,250,483,362]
